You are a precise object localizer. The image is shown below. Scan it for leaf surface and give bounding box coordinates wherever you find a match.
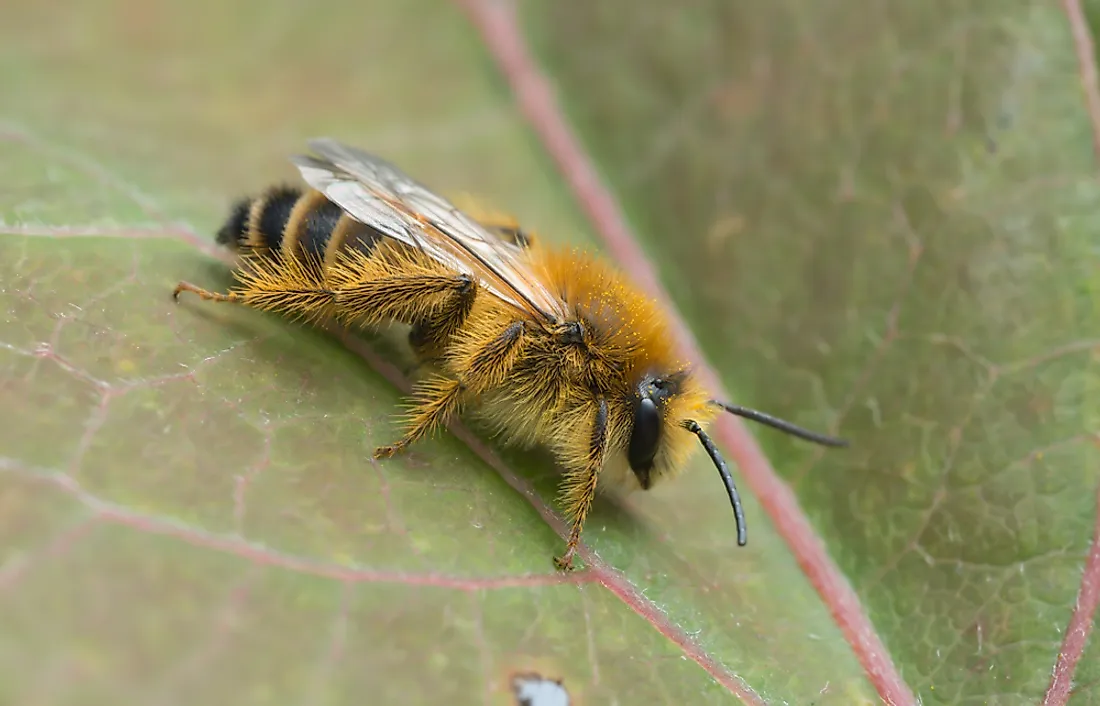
[0,0,887,704]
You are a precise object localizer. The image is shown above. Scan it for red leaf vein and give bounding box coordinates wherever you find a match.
[1042,482,1100,706]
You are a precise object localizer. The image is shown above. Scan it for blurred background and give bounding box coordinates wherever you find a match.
[3,1,1100,704]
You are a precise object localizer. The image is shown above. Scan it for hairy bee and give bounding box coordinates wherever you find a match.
[174,138,847,570]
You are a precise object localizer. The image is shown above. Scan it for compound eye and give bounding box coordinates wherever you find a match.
[628,397,661,485]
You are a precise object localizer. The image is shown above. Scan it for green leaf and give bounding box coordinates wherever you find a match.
[523,0,1100,703]
[0,1,885,704]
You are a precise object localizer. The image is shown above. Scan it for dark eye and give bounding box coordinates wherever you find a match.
[628,397,661,486]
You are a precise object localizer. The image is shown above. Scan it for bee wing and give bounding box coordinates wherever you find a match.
[290,138,567,323]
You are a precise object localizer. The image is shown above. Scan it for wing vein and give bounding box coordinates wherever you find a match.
[289,139,567,324]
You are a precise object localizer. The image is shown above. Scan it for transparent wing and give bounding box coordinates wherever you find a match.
[290,138,567,323]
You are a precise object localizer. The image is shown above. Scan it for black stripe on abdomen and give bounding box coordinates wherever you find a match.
[257,186,301,252]
[299,199,344,259]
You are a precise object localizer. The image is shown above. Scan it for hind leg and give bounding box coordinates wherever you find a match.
[173,281,242,304]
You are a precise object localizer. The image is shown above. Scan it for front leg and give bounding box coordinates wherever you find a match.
[554,398,608,572]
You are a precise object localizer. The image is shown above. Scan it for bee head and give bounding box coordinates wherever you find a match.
[627,369,849,549]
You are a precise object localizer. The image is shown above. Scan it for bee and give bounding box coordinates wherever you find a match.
[173,138,848,570]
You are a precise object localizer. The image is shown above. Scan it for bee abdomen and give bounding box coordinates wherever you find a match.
[214,195,255,249]
[216,185,384,269]
[215,184,300,253]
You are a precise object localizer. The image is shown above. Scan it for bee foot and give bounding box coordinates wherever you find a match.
[373,444,403,459]
[553,548,578,572]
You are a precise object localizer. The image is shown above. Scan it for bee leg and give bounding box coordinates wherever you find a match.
[554,398,608,572]
[176,251,337,323]
[173,281,242,304]
[373,375,464,459]
[374,320,527,458]
[334,268,476,331]
[407,278,478,361]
